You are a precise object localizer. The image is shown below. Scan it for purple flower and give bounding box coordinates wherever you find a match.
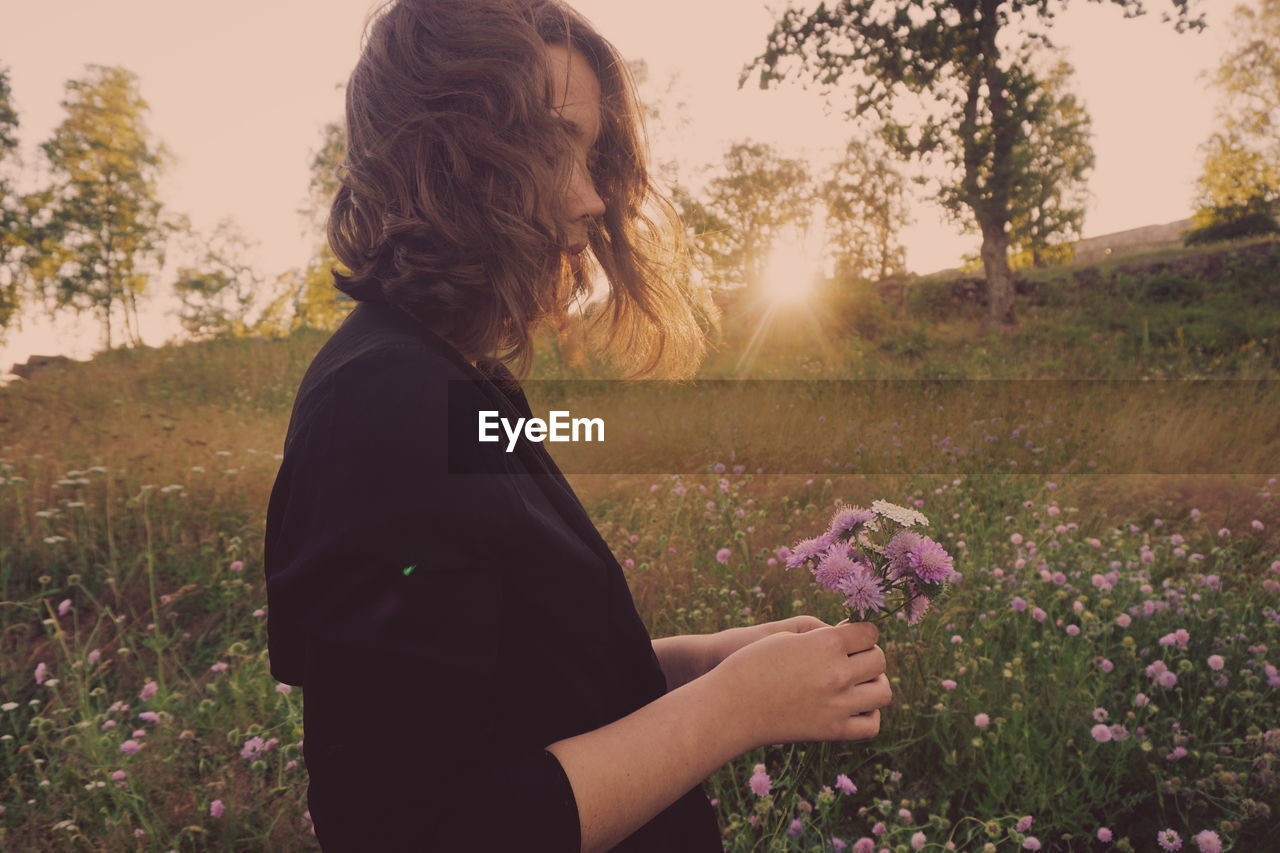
[1091,724,1112,743]
[814,547,861,591]
[1016,816,1034,833]
[120,740,141,755]
[905,536,955,583]
[1023,838,1041,850]
[749,765,771,796]
[884,530,924,578]
[788,818,803,839]
[835,773,857,794]
[836,573,886,618]
[828,505,876,537]
[1097,827,1112,842]
[786,534,832,569]
[1158,829,1182,851]
[240,736,265,761]
[210,799,225,818]
[906,584,931,625]
[1193,829,1222,853]
[715,548,731,564]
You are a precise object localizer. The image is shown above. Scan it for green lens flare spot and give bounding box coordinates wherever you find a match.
[403,564,417,576]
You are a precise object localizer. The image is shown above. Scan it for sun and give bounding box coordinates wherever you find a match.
[759,236,822,306]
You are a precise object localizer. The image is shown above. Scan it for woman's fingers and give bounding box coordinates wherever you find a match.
[840,708,881,741]
[844,644,887,685]
[831,621,878,655]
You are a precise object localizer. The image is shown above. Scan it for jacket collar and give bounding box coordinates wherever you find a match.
[348,298,618,568]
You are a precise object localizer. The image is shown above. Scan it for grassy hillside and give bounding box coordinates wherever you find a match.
[1,240,1278,850]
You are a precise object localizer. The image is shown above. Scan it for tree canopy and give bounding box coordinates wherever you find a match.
[742,0,1204,327]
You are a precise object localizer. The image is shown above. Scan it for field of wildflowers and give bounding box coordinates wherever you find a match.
[1,265,1278,849]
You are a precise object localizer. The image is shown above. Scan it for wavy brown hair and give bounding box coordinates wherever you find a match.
[327,0,720,379]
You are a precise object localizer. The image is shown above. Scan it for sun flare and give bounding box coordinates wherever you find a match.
[759,238,822,306]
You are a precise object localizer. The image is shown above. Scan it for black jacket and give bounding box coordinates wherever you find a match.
[263,296,724,852]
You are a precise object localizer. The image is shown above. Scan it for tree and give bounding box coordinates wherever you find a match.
[28,64,173,349]
[1190,0,1280,237]
[627,57,693,192]
[169,215,266,339]
[819,137,911,283]
[0,64,26,337]
[1006,55,1095,268]
[269,116,355,333]
[673,140,813,291]
[742,0,1204,330]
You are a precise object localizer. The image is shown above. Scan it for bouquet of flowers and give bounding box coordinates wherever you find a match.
[784,499,958,625]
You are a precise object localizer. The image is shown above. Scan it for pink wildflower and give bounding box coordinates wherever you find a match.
[1193,829,1222,853]
[748,766,771,797]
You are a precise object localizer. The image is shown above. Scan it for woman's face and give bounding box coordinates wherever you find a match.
[545,43,606,278]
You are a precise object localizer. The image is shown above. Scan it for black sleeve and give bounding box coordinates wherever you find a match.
[266,345,581,851]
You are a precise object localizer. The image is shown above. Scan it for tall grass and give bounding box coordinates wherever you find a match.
[2,252,1278,849]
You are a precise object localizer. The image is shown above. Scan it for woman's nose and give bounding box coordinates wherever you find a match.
[568,163,606,222]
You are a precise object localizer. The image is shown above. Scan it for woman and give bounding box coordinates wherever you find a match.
[263,1,892,851]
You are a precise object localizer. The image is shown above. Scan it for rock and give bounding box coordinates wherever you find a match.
[10,354,74,380]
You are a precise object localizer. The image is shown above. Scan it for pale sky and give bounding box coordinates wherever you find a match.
[0,0,1233,377]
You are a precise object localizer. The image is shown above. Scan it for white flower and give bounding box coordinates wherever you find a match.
[871,499,929,528]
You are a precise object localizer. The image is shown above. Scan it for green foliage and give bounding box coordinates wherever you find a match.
[819,138,910,284]
[26,64,174,350]
[0,63,25,336]
[169,217,267,340]
[1193,1,1280,230]
[742,0,1201,324]
[672,140,812,291]
[1184,207,1280,247]
[1005,55,1095,267]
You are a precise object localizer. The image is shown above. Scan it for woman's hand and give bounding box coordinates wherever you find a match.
[707,621,891,749]
[702,615,832,676]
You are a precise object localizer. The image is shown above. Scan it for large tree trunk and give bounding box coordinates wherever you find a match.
[980,220,1016,328]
